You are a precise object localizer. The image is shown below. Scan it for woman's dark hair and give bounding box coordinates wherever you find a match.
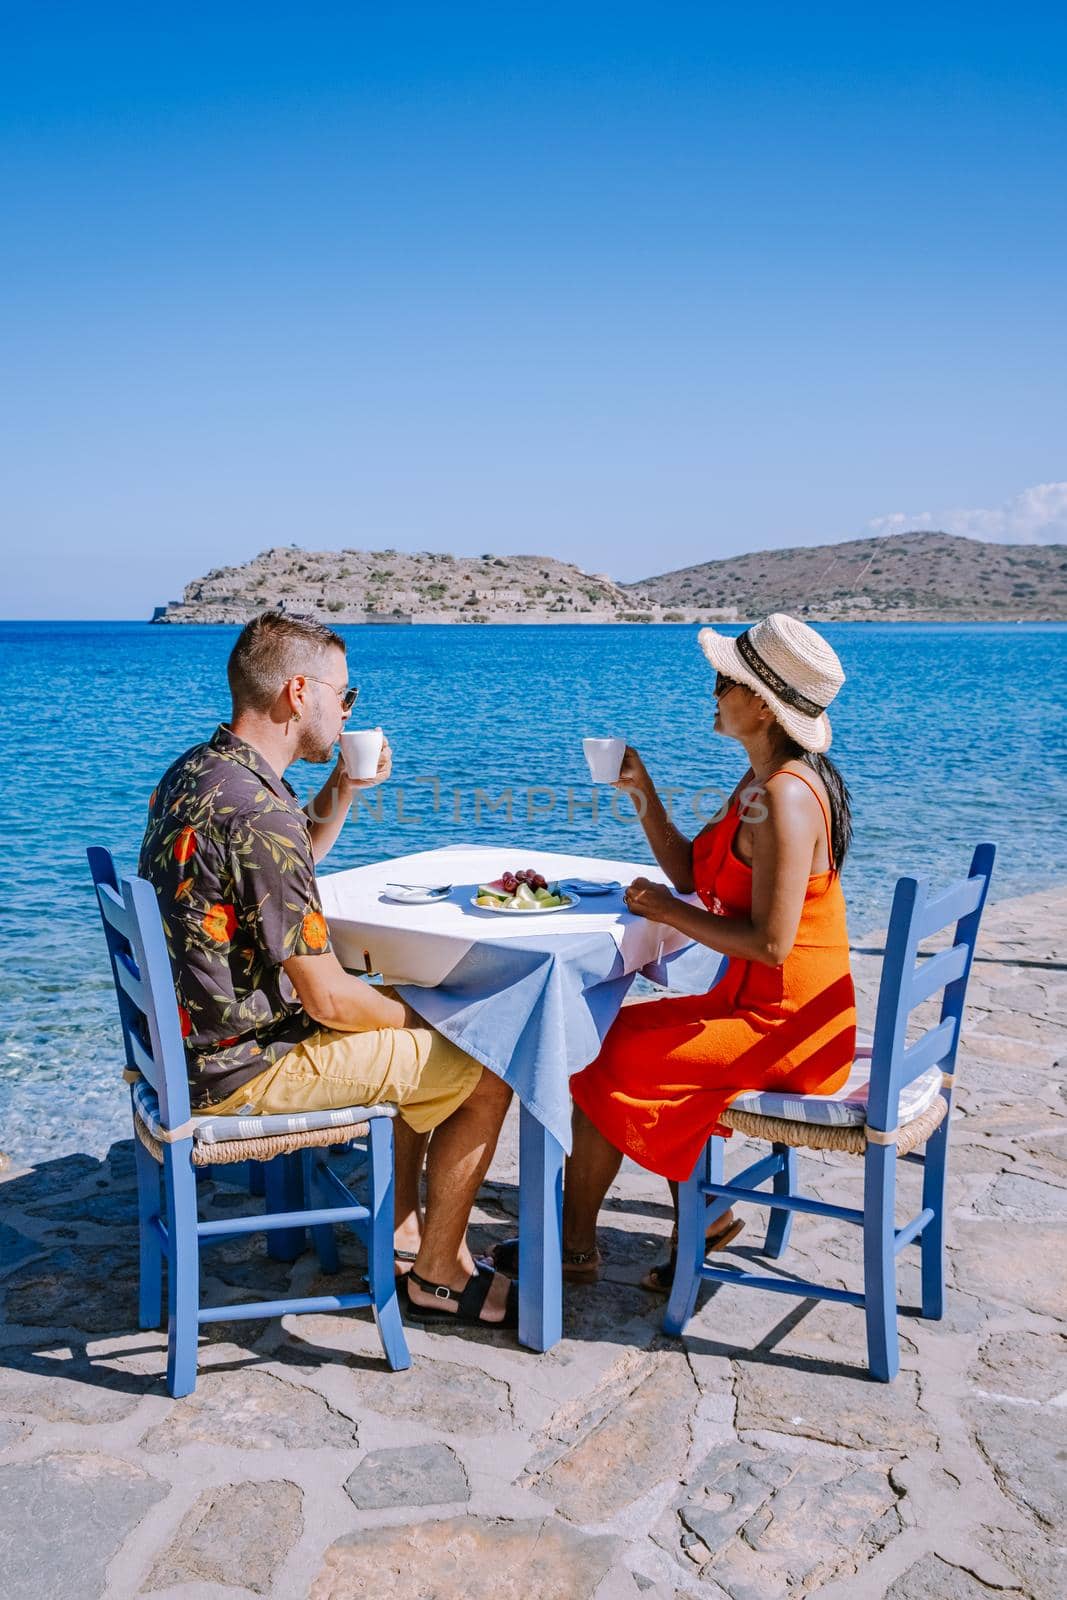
[781,740,853,868]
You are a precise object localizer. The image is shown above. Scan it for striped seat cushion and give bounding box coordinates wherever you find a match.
[132,1078,395,1146]
[728,1062,944,1128]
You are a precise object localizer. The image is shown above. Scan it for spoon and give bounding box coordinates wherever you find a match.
[386,882,452,894]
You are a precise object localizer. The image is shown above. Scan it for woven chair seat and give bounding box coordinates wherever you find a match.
[719,1092,948,1156]
[129,1079,394,1167]
[131,1077,394,1146]
[728,1059,943,1128]
[135,1111,372,1167]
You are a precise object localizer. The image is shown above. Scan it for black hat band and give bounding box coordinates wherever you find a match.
[735,630,827,718]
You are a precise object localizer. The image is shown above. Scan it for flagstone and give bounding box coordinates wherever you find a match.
[949,1223,1067,1320]
[0,1345,143,1423]
[968,1400,1067,1532]
[327,1352,514,1436]
[309,1515,623,1600]
[976,1525,1067,1600]
[140,1368,358,1452]
[734,1359,935,1451]
[345,1443,469,1509]
[883,1552,1027,1599]
[524,1350,696,1523]
[978,1171,1067,1219]
[0,1451,166,1600]
[145,1479,303,1594]
[670,1439,902,1598]
[2,1243,139,1336]
[970,1328,1067,1401]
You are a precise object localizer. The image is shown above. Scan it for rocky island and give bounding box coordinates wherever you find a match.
[152,532,1067,624]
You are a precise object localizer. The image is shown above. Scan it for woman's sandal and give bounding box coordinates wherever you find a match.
[639,1215,746,1294]
[492,1237,602,1284]
[404,1262,519,1328]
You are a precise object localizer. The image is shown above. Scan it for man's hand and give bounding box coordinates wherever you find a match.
[338,734,393,794]
[624,875,677,923]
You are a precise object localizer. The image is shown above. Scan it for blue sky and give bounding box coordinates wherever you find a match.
[3,3,1065,617]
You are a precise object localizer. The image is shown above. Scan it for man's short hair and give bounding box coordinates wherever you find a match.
[227,611,346,713]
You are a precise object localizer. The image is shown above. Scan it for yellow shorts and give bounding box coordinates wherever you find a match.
[207,1009,483,1134]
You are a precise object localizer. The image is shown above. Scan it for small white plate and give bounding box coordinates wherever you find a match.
[470,892,579,915]
[380,886,452,905]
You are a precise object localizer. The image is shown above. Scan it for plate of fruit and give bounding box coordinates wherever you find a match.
[472,868,578,913]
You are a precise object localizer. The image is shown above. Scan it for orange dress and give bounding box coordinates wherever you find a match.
[570,770,857,1181]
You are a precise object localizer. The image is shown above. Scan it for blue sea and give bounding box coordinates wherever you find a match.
[2,620,1065,1166]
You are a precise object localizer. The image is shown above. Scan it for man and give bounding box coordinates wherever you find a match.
[140,610,515,1327]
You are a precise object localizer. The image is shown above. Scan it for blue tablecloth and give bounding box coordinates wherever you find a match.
[397,931,725,1152]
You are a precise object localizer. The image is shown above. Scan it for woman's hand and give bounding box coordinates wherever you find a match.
[624,875,678,924]
[613,745,651,798]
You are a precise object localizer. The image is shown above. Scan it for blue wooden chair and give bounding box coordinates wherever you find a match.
[663,843,995,1381]
[87,847,410,1396]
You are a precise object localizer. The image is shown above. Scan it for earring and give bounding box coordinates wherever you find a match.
[290,711,301,726]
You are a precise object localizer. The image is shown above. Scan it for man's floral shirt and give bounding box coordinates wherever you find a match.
[139,725,331,1108]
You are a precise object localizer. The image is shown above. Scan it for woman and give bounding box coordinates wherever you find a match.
[566,611,856,1290]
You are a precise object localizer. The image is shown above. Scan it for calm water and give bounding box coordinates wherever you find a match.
[2,620,1065,1165]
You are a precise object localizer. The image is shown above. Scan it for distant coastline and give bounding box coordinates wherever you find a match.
[152,530,1067,626]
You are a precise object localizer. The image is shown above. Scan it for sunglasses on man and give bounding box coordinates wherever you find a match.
[300,675,360,712]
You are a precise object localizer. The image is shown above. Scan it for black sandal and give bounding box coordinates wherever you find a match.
[492,1236,601,1283]
[404,1262,519,1328]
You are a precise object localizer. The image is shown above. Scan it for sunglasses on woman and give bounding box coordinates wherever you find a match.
[715,672,741,697]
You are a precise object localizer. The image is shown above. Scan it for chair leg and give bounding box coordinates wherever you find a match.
[664,1137,722,1337]
[133,1133,163,1330]
[919,1115,950,1319]
[264,1153,306,1261]
[163,1145,200,1398]
[303,1151,340,1274]
[367,1117,410,1371]
[863,1143,899,1382]
[763,1143,797,1259]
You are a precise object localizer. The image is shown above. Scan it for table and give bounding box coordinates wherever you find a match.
[318,843,724,1350]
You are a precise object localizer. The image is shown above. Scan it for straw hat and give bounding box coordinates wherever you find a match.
[697,613,845,753]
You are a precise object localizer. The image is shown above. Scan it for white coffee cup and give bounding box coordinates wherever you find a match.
[341,728,385,780]
[583,737,625,783]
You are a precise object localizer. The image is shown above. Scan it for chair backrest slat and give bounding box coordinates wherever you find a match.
[916,874,984,942]
[97,880,135,941]
[129,1029,157,1080]
[114,947,147,1012]
[866,843,995,1132]
[899,1015,957,1085]
[908,941,969,1010]
[88,847,193,1132]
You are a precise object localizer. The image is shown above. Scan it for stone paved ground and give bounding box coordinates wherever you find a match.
[1,887,1065,1599]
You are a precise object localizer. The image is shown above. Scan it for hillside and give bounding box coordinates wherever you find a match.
[152,532,1067,624]
[628,531,1067,620]
[152,547,734,625]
